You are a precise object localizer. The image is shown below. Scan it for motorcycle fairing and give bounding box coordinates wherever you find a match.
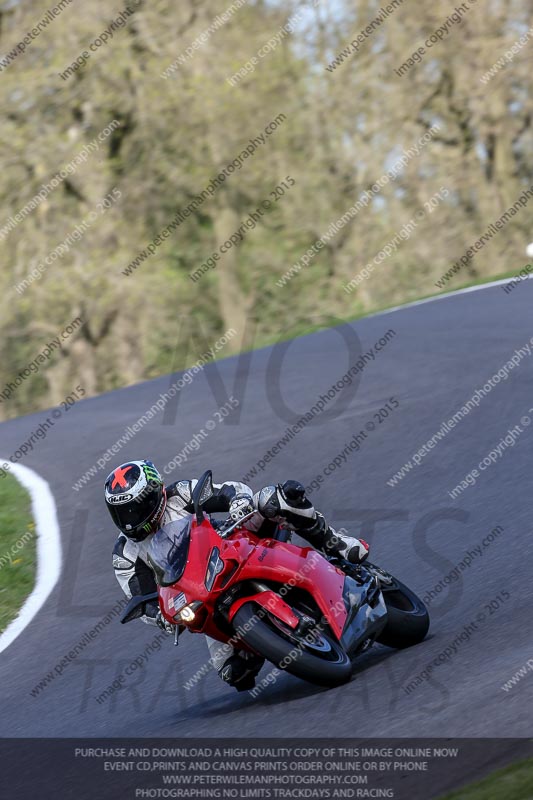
[231,538,348,639]
[228,590,300,629]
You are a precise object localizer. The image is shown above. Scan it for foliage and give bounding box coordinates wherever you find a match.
[1,0,532,418]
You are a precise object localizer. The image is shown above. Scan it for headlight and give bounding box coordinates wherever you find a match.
[180,605,196,622]
[175,601,203,623]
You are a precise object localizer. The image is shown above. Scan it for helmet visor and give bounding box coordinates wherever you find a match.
[108,501,153,533]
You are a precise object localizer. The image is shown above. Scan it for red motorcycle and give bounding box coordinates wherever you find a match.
[121,471,429,687]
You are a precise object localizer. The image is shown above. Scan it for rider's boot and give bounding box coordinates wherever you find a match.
[206,637,265,691]
[303,512,370,564]
[219,652,265,692]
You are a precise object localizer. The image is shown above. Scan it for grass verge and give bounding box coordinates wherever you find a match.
[0,473,36,633]
[439,758,533,800]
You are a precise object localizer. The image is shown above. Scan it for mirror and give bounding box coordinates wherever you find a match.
[191,469,214,523]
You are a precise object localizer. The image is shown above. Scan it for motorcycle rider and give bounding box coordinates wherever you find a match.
[106,460,369,691]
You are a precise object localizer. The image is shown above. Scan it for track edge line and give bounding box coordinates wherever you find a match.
[0,462,62,655]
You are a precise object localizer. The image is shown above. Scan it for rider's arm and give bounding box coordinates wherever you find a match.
[204,481,254,513]
[166,479,254,514]
[112,535,159,625]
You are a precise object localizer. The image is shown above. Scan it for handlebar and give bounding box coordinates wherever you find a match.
[217,510,256,538]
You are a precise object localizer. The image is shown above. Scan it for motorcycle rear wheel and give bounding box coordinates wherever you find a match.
[372,570,429,649]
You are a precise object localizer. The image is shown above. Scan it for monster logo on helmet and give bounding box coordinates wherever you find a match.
[143,463,163,487]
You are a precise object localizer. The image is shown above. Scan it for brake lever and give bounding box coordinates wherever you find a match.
[173,624,186,646]
[218,510,256,538]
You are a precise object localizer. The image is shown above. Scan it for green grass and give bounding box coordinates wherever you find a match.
[0,474,36,633]
[439,758,533,800]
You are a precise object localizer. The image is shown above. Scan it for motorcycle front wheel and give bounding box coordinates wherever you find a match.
[233,602,352,687]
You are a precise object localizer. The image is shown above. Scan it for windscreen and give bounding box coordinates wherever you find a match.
[147,517,192,586]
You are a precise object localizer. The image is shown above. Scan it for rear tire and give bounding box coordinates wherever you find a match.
[233,602,352,687]
[375,575,429,649]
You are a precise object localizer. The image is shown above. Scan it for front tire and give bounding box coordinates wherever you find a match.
[233,602,352,687]
[374,573,429,649]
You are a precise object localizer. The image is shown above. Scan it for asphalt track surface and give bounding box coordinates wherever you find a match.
[1,283,532,757]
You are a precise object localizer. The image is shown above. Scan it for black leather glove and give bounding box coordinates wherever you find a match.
[279,480,308,507]
[258,481,314,521]
[217,483,237,507]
